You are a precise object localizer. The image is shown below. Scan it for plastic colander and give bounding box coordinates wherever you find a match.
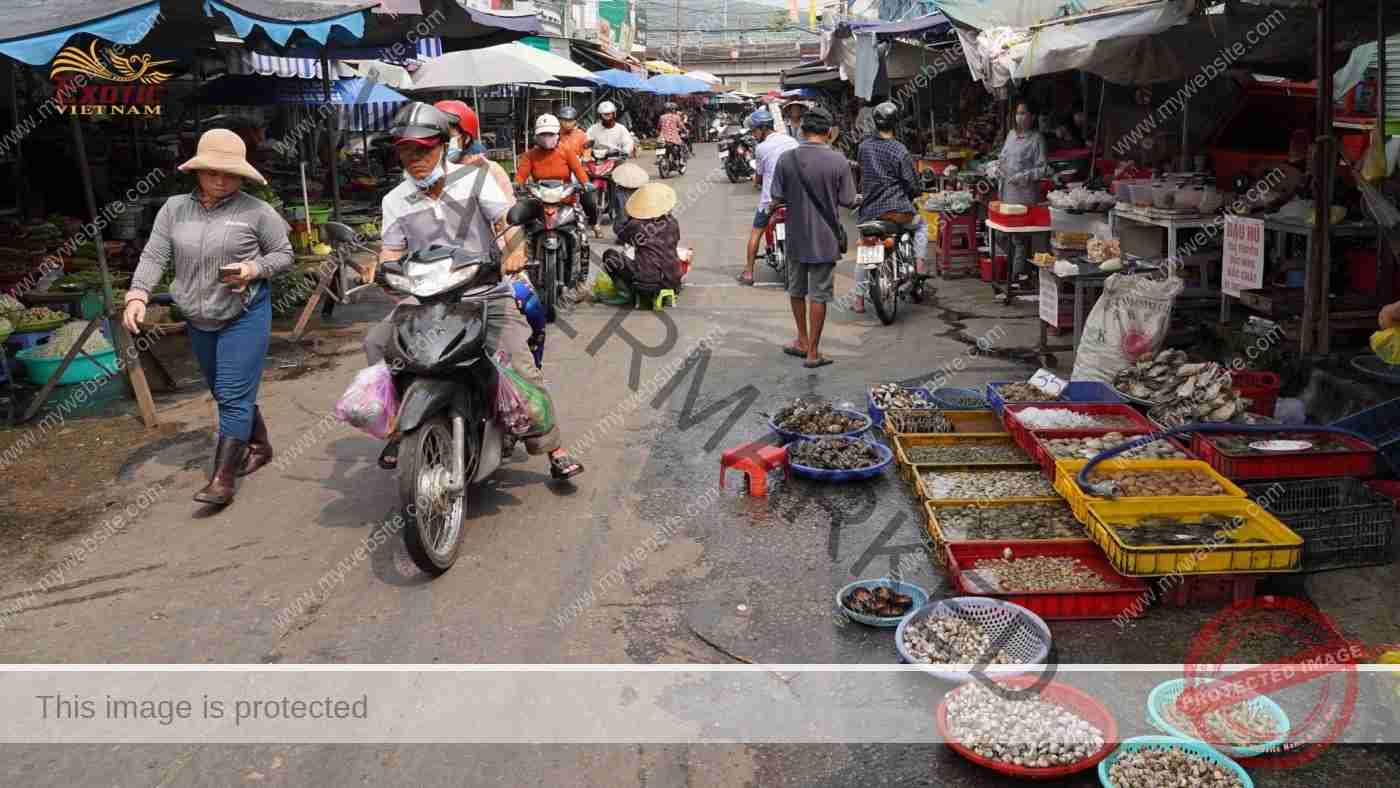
[1099,736,1253,788]
[895,596,1052,683]
[1147,678,1290,760]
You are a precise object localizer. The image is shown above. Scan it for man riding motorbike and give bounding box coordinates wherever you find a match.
[657,101,689,176]
[738,109,798,286]
[853,101,929,313]
[517,114,601,238]
[362,102,584,481]
[586,101,636,228]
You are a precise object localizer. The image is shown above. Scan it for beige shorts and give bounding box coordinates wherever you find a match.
[786,262,836,303]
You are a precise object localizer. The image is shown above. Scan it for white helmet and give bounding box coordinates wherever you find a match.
[598,100,617,116]
[534,114,560,135]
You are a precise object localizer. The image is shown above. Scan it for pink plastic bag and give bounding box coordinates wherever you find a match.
[334,362,399,439]
[491,351,535,436]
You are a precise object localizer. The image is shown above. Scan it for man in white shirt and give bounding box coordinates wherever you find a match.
[737,109,799,285]
[585,100,636,229]
[363,102,584,480]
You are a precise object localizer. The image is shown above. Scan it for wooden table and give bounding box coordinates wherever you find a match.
[1111,206,1222,299]
[986,219,1051,304]
[1219,216,1379,324]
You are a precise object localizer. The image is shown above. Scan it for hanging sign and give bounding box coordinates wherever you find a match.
[49,41,176,116]
[1222,215,1266,297]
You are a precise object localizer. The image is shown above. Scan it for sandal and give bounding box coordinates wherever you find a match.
[378,438,401,470]
[735,271,754,286]
[803,356,834,369]
[550,451,585,480]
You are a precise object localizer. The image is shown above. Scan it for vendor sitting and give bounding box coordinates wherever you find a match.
[602,182,683,298]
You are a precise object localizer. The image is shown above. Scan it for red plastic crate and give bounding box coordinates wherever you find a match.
[1028,429,1192,480]
[1228,370,1281,417]
[1159,574,1261,607]
[1191,431,1379,481]
[944,540,1150,620]
[1365,480,1400,504]
[989,204,1051,228]
[1002,404,1155,459]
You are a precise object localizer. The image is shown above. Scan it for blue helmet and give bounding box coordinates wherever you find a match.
[746,109,774,130]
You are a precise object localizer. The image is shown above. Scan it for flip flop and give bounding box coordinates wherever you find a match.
[550,451,585,481]
[782,344,806,357]
[803,356,834,369]
[735,272,754,286]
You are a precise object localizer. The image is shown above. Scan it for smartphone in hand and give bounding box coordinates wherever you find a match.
[219,263,247,293]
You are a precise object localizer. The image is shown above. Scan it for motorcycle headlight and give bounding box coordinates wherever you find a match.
[385,258,485,298]
[533,185,568,203]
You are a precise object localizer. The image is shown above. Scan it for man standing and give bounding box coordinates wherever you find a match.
[770,106,856,369]
[586,100,637,231]
[854,101,930,312]
[737,109,798,286]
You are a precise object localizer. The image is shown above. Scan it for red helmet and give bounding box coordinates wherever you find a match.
[433,100,480,142]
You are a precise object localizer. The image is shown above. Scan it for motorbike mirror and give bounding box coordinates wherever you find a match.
[507,200,543,226]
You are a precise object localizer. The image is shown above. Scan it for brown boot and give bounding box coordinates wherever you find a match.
[239,408,273,476]
[194,436,247,506]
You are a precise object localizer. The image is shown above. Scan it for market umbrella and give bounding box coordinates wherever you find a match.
[591,68,655,92]
[645,59,682,74]
[711,92,749,104]
[646,74,714,95]
[685,70,722,85]
[410,42,597,89]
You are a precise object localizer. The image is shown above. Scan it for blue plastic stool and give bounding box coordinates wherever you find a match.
[3,329,52,377]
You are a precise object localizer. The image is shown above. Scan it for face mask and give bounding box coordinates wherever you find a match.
[410,153,445,190]
[447,142,464,163]
[602,117,616,128]
[538,134,558,150]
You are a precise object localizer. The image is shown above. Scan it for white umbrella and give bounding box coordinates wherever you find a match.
[342,60,414,90]
[685,70,722,85]
[411,43,597,89]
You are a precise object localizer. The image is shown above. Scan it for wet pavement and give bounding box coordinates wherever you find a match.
[1,145,1397,786]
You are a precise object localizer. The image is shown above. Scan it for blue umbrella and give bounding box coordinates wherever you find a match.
[647,74,713,95]
[591,68,655,92]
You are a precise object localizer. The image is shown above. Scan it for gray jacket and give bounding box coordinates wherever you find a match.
[132,191,293,330]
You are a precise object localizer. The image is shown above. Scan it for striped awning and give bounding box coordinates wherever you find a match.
[225,36,442,79]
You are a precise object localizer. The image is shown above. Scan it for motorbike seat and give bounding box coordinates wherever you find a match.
[858,220,901,238]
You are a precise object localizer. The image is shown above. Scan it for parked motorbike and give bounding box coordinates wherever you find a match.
[760,205,787,279]
[717,127,755,183]
[656,141,688,179]
[372,245,513,575]
[585,143,628,227]
[855,217,927,325]
[511,179,590,323]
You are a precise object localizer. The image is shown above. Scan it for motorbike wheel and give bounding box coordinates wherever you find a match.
[540,247,558,322]
[869,257,898,326]
[726,164,741,184]
[400,415,467,575]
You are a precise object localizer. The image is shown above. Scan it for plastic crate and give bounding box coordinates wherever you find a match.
[1332,397,1400,476]
[866,386,935,433]
[944,540,1150,620]
[1054,458,1247,525]
[1158,574,1262,606]
[1029,429,1191,480]
[1228,369,1281,417]
[893,434,1035,486]
[928,386,987,410]
[923,499,1089,565]
[915,465,1058,506]
[1002,403,1154,458]
[883,409,1003,437]
[1192,432,1379,481]
[987,381,1127,420]
[1082,497,1302,577]
[1241,478,1395,569]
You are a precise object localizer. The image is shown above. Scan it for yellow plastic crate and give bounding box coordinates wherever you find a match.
[1053,458,1247,524]
[916,466,1058,506]
[884,409,1004,437]
[923,499,1086,566]
[893,434,1035,485]
[1083,498,1303,576]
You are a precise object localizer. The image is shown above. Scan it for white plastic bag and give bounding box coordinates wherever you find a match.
[1071,271,1184,383]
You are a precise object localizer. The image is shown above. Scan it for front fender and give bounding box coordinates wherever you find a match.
[396,379,458,434]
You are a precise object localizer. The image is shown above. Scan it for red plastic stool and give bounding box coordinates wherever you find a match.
[720,443,788,496]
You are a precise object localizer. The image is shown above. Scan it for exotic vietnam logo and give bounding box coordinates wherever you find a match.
[50,41,176,116]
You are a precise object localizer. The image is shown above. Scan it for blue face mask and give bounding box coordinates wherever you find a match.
[446,142,464,163]
[411,158,446,190]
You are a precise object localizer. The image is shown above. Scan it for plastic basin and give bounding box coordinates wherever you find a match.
[15,346,118,385]
[895,597,1051,683]
[1099,736,1253,788]
[835,579,929,628]
[769,408,871,443]
[784,438,893,482]
[1146,678,1289,760]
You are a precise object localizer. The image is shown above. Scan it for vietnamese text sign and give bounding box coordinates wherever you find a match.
[1222,215,1265,297]
[1039,268,1059,327]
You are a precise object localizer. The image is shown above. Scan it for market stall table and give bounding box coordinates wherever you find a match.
[987,219,1051,304]
[1111,205,1222,298]
[1219,215,1380,323]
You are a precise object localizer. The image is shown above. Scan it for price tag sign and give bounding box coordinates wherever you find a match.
[1039,268,1059,327]
[1028,368,1067,397]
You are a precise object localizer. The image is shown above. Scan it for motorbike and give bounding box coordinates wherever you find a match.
[853,172,938,325]
[511,179,590,323]
[372,245,514,575]
[760,205,787,279]
[585,143,628,227]
[656,141,688,179]
[717,126,755,183]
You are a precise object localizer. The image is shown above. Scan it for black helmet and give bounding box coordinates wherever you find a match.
[664,101,678,112]
[872,101,899,132]
[389,101,453,144]
[558,105,579,121]
[800,105,834,135]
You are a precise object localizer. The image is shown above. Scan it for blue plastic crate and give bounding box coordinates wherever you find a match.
[986,381,1126,420]
[1333,397,1400,475]
[929,386,987,410]
[866,387,935,432]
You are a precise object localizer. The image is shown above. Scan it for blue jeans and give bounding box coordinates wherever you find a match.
[187,283,271,441]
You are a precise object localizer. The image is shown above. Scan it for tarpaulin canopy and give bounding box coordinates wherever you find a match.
[195,73,407,104]
[590,68,655,92]
[843,12,951,38]
[936,0,1143,31]
[646,74,714,95]
[410,42,595,89]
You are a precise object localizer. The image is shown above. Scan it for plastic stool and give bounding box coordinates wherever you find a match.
[719,442,787,497]
[636,289,677,309]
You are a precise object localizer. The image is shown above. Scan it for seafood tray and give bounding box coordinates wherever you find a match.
[866,385,935,432]
[1115,351,1251,425]
[894,434,1034,478]
[884,408,1003,437]
[1002,404,1154,457]
[923,500,1088,565]
[785,439,893,482]
[918,468,1059,506]
[928,386,987,410]
[1241,478,1395,569]
[1192,431,1378,481]
[1030,429,1192,479]
[986,380,1124,420]
[944,540,1150,620]
[1082,498,1302,577]
[1054,458,1247,525]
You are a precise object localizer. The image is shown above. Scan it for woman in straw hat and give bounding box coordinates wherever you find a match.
[603,182,683,297]
[124,129,293,507]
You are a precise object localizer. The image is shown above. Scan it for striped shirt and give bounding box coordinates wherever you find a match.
[132,191,293,331]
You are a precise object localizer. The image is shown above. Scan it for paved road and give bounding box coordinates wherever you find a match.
[2,146,1396,786]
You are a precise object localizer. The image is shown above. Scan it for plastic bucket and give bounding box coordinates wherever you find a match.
[308,206,333,225]
[16,346,119,385]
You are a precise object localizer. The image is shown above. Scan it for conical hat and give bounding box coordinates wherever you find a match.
[611,161,650,190]
[625,183,677,220]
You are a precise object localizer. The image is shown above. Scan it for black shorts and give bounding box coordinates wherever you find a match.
[752,208,771,230]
